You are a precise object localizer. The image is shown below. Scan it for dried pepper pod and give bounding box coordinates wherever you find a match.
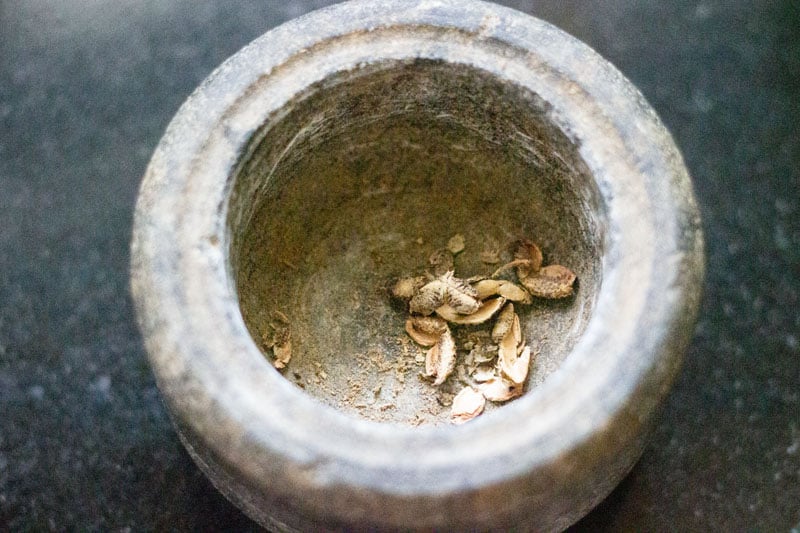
[497,312,523,373]
[451,386,486,424]
[478,377,523,402]
[424,328,457,386]
[500,345,531,386]
[491,303,516,343]
[405,315,449,345]
[440,271,481,314]
[409,279,447,315]
[513,238,543,279]
[473,279,532,304]
[436,297,506,325]
[520,264,577,299]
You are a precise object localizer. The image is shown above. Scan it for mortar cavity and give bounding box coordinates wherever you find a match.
[228,59,605,426]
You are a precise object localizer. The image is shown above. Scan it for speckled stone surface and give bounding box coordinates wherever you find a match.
[0,1,798,531]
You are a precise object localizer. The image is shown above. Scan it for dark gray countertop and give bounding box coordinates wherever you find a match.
[1,1,798,530]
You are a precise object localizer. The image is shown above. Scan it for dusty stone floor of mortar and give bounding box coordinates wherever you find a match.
[1,1,798,530]
[231,74,602,426]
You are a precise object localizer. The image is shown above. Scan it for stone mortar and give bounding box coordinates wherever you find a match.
[130,0,705,530]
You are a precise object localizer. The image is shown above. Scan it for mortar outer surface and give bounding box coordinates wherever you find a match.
[130,1,705,530]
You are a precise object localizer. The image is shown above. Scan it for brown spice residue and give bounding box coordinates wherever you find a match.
[262,310,292,369]
[392,235,576,424]
[447,233,465,255]
[260,234,575,427]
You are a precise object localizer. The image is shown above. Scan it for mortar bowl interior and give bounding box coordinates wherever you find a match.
[229,60,605,426]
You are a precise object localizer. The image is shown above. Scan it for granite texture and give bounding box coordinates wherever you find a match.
[0,1,797,531]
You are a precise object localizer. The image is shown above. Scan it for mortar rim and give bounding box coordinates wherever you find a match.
[131,0,704,527]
